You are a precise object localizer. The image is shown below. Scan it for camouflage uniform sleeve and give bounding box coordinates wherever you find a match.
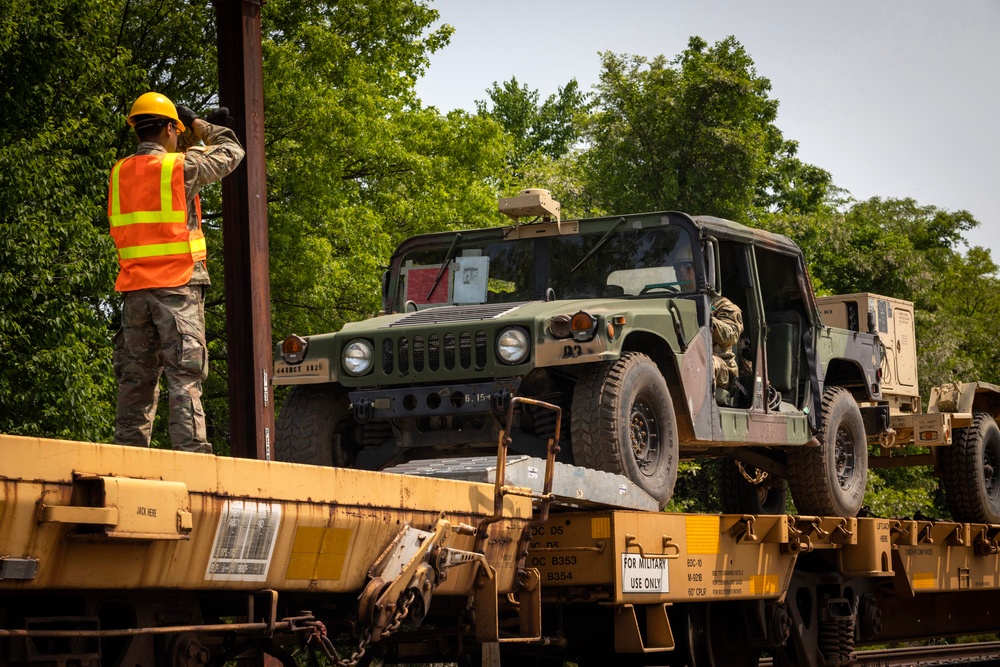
[711,295,743,349]
[180,120,246,285]
[181,120,246,196]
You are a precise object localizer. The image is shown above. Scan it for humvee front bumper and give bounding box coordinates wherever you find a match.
[349,380,521,423]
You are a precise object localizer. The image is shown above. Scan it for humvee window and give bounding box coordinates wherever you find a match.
[392,224,693,311]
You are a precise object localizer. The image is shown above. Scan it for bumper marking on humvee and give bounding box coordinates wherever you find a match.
[349,381,519,420]
[534,338,612,368]
[273,358,331,385]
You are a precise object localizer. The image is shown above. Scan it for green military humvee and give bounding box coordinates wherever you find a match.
[274,189,889,515]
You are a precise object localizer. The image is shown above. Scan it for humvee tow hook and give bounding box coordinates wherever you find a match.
[353,397,373,424]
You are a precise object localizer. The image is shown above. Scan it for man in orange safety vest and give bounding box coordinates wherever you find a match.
[109,92,245,453]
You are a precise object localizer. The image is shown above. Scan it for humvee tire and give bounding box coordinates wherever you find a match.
[940,412,1000,523]
[275,384,353,467]
[571,352,678,509]
[719,458,788,515]
[789,387,868,517]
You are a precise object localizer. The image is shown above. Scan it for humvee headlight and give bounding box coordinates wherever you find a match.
[496,327,530,365]
[281,334,308,365]
[570,311,598,342]
[342,339,374,376]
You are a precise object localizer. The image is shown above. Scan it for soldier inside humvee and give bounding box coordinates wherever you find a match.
[674,251,744,402]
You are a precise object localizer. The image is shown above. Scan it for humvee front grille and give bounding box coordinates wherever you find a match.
[382,339,393,374]
[378,330,489,377]
[429,336,440,370]
[398,337,409,374]
[444,333,456,369]
[476,330,487,367]
[413,336,425,372]
[460,332,472,367]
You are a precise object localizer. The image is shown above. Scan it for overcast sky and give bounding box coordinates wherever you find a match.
[415,0,999,263]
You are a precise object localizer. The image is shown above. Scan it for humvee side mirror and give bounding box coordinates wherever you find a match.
[380,268,390,307]
[703,237,721,294]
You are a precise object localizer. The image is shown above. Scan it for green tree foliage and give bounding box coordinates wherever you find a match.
[0,0,134,440]
[770,198,979,300]
[476,77,588,171]
[756,149,841,215]
[580,37,834,220]
[263,0,509,341]
[0,0,240,447]
[475,77,597,219]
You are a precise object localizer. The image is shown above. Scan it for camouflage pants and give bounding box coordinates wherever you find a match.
[113,286,212,453]
[713,353,738,388]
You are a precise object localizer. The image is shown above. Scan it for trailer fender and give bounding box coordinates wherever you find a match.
[930,381,1000,418]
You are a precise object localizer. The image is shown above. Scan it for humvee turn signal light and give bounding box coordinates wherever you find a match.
[281,334,308,365]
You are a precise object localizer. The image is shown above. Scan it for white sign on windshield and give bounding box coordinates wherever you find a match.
[453,255,489,304]
[621,553,670,594]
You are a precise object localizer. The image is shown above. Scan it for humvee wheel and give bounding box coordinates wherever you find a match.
[571,352,678,509]
[719,458,788,515]
[789,387,868,516]
[940,412,1000,523]
[275,384,354,466]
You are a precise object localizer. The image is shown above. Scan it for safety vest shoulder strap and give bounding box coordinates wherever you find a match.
[109,153,186,227]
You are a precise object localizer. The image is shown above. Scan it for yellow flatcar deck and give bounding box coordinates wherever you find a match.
[0,435,532,596]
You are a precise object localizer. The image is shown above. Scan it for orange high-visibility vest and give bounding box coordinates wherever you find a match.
[108,152,205,292]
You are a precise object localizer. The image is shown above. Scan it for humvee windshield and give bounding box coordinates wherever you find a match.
[391,224,694,312]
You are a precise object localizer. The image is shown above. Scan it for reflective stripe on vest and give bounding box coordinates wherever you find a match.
[108,153,204,291]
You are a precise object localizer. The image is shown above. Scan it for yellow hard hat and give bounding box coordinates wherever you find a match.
[127,92,185,133]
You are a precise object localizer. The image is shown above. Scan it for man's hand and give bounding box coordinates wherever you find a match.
[205,107,232,126]
[176,105,198,130]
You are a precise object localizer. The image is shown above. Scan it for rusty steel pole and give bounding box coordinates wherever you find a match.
[213,0,274,461]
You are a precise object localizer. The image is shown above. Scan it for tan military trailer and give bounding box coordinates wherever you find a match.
[273,189,914,518]
[819,293,1000,523]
